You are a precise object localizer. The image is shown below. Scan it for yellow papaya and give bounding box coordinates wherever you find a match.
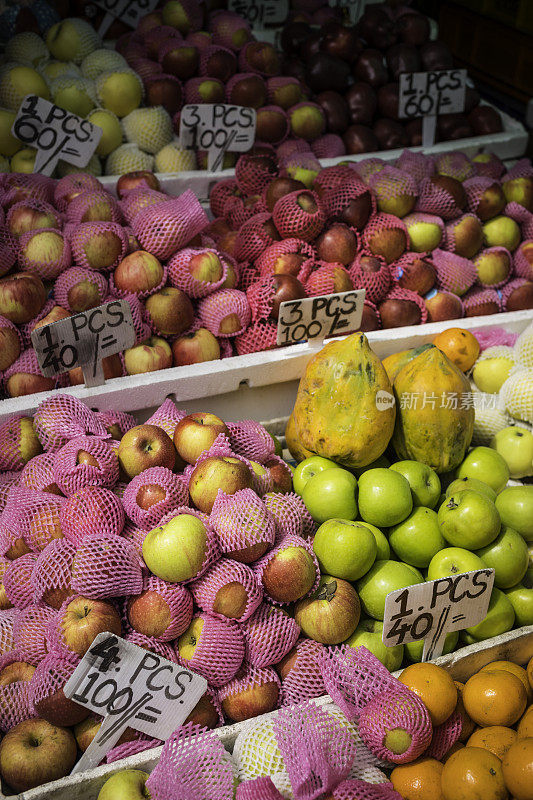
[392,345,474,473]
[382,343,434,383]
[291,332,395,468]
[285,412,315,462]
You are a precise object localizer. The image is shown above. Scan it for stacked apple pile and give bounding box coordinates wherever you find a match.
[280,1,503,155]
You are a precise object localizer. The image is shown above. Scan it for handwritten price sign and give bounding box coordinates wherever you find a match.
[64,633,207,773]
[276,290,365,346]
[382,568,495,661]
[228,0,288,25]
[180,104,256,171]
[92,0,158,34]
[398,69,467,147]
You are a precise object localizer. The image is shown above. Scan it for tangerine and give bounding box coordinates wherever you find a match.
[526,656,533,692]
[390,757,444,800]
[441,746,508,800]
[398,663,458,727]
[480,661,533,703]
[501,737,533,800]
[517,706,533,739]
[455,681,476,741]
[463,670,527,727]
[467,726,518,760]
[433,328,480,372]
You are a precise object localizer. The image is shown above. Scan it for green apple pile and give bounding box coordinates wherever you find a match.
[294,448,533,672]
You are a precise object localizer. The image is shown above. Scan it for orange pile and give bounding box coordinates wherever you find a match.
[390,655,533,800]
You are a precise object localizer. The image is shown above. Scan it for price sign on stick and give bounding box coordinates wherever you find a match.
[31,300,136,388]
[228,0,288,25]
[276,290,365,347]
[328,0,365,24]
[64,632,207,774]
[398,69,467,147]
[12,95,102,177]
[180,104,256,171]
[382,568,495,662]
[92,0,158,36]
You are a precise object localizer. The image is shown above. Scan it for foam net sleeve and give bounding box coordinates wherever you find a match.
[255,238,315,276]
[3,553,39,609]
[119,188,169,225]
[358,688,433,764]
[190,558,263,622]
[434,152,475,182]
[33,393,109,452]
[0,650,36,732]
[218,664,280,715]
[6,198,60,233]
[280,638,326,706]
[263,493,304,542]
[253,533,319,605]
[209,488,276,562]
[464,176,499,216]
[121,519,149,556]
[462,286,502,315]
[236,777,285,800]
[167,247,229,299]
[12,604,56,666]
[0,609,15,655]
[53,436,119,495]
[70,534,143,599]
[514,242,533,281]
[122,467,189,530]
[132,190,209,261]
[105,736,161,765]
[246,275,278,323]
[235,154,279,196]
[54,174,102,211]
[234,213,280,263]
[124,630,176,663]
[60,486,125,545]
[127,575,193,642]
[333,780,402,800]
[424,707,462,761]
[305,263,353,297]
[198,289,251,338]
[227,420,276,464]
[272,191,325,242]
[210,179,239,218]
[9,487,65,553]
[96,409,136,438]
[146,723,236,800]
[31,538,75,609]
[65,191,121,225]
[0,414,39,472]
[176,613,245,687]
[396,150,433,183]
[349,252,391,304]
[53,266,108,312]
[18,228,71,280]
[19,452,59,493]
[322,178,376,226]
[28,651,83,721]
[242,602,300,668]
[415,177,463,220]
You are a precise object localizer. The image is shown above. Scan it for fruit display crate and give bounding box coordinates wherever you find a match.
[98,103,527,203]
[6,625,531,800]
[0,309,531,427]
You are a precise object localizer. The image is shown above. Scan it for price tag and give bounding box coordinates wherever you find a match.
[31,299,136,388]
[276,290,365,347]
[398,69,467,147]
[382,568,495,662]
[180,104,256,171]
[92,0,158,36]
[228,0,288,25]
[12,95,102,177]
[64,632,207,773]
[329,0,365,24]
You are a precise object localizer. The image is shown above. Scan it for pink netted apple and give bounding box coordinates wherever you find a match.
[173,412,229,465]
[189,456,254,513]
[74,713,137,752]
[7,204,59,238]
[81,227,126,271]
[114,250,164,295]
[316,223,358,265]
[220,665,279,722]
[118,424,176,478]
[116,170,160,199]
[425,290,464,322]
[0,273,46,324]
[60,597,122,657]
[397,255,436,295]
[188,250,224,283]
[0,661,35,688]
[145,287,194,337]
[0,560,12,610]
[0,318,21,371]
[263,457,293,493]
[0,718,77,793]
[172,328,221,366]
[142,512,211,583]
[124,337,173,375]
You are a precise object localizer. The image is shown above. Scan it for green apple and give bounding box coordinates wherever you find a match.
[389,460,441,508]
[437,490,501,549]
[476,526,529,588]
[52,80,95,117]
[313,519,377,581]
[10,147,36,173]
[496,485,533,542]
[293,455,338,496]
[445,476,497,502]
[358,468,413,527]
[345,617,403,671]
[456,446,510,493]
[142,513,207,582]
[491,427,533,479]
[389,507,446,568]
[403,564,424,582]
[302,468,358,523]
[87,108,123,157]
[356,559,419,620]
[46,19,100,64]
[405,630,458,662]
[464,587,515,641]
[472,353,514,394]
[357,521,390,561]
[504,574,533,626]
[97,770,150,800]
[427,547,487,581]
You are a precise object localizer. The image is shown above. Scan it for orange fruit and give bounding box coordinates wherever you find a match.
[526,656,533,692]
[398,663,458,726]
[390,757,444,800]
[441,746,508,800]
[433,328,480,372]
[517,706,533,739]
[467,726,518,760]
[480,661,533,703]
[501,737,533,800]
[463,670,528,727]
[455,681,476,741]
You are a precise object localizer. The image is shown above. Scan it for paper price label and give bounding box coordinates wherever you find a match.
[328,0,365,24]
[398,69,467,119]
[276,290,365,347]
[180,104,256,171]
[64,632,207,773]
[382,568,495,662]
[31,299,136,388]
[228,0,288,25]
[93,0,158,33]
[12,95,102,177]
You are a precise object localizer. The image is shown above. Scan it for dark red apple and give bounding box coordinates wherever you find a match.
[373,118,408,150]
[430,174,467,209]
[265,177,306,212]
[377,83,400,121]
[379,298,421,328]
[305,53,350,94]
[343,124,379,155]
[270,275,306,320]
[316,223,358,265]
[359,302,381,331]
[420,41,454,71]
[316,91,350,133]
[398,256,437,295]
[345,82,377,126]
[353,49,388,88]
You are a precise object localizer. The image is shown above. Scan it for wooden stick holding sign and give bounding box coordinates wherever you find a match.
[63,632,207,773]
[180,104,257,172]
[276,290,366,348]
[398,69,467,147]
[31,299,136,388]
[382,568,495,662]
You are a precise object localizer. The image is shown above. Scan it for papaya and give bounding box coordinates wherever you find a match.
[291,332,395,468]
[392,345,474,473]
[382,343,433,383]
[285,412,315,462]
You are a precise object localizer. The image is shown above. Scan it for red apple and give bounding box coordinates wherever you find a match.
[270,274,306,320]
[189,456,253,514]
[124,336,173,375]
[379,298,421,328]
[5,368,56,399]
[33,681,89,728]
[185,691,220,729]
[136,483,166,510]
[127,591,174,638]
[7,204,58,237]
[316,223,358,265]
[74,713,137,752]
[188,251,224,283]
[116,171,160,199]
[172,328,221,366]
[0,273,47,324]
[294,575,361,644]
[212,581,251,620]
[262,542,317,603]
[61,597,122,657]
[0,321,21,372]
[114,250,164,295]
[173,412,229,465]
[359,302,381,331]
[0,718,77,793]
[221,666,279,722]
[81,227,125,271]
[145,287,194,337]
[118,424,176,478]
[397,256,436,295]
[425,290,464,322]
[0,661,35,686]
[264,457,293,493]
[31,305,71,334]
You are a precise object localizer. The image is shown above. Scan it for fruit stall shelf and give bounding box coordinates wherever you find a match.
[98,103,527,203]
[0,309,531,427]
[6,625,531,800]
